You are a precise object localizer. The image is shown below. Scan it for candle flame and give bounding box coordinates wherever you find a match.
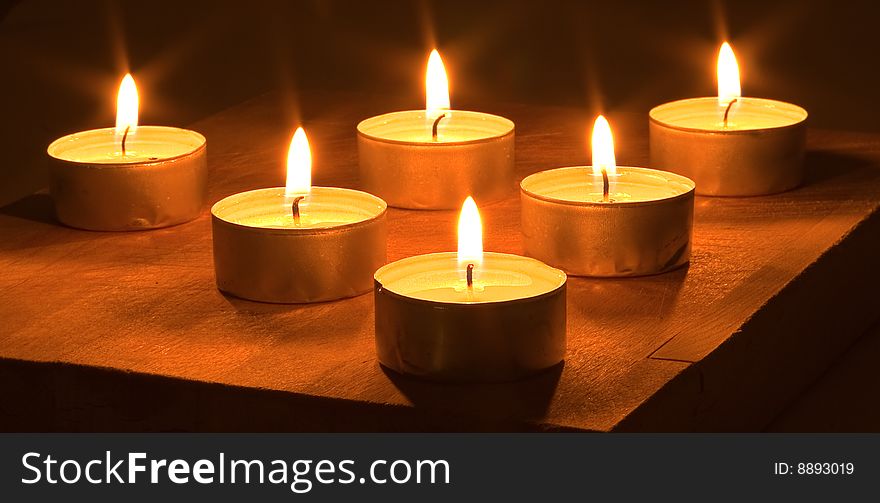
[591,115,616,177]
[426,49,450,116]
[286,127,312,197]
[115,74,138,136]
[717,42,741,106]
[457,196,483,268]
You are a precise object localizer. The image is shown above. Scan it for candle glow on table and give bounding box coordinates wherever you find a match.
[47,74,207,231]
[357,50,515,209]
[211,127,387,304]
[374,197,566,382]
[521,116,695,277]
[649,42,808,196]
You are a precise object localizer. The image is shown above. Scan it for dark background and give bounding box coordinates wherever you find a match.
[2,0,880,205]
[0,0,878,431]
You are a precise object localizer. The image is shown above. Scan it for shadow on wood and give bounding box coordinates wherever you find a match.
[0,357,564,432]
[381,361,564,428]
[569,265,690,326]
[218,290,339,315]
[802,149,875,188]
[0,193,56,227]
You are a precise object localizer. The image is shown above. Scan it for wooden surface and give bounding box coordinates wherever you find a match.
[1,90,879,431]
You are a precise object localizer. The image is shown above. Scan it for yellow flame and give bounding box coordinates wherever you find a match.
[115,74,138,135]
[591,115,616,177]
[426,49,450,115]
[717,42,741,106]
[285,127,312,197]
[457,196,483,267]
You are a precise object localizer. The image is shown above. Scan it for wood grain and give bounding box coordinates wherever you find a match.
[1,90,878,431]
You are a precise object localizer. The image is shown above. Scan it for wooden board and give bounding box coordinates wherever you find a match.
[1,90,879,431]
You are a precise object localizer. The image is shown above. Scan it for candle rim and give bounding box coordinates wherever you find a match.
[520,166,695,207]
[211,186,387,235]
[649,97,808,134]
[47,125,207,166]
[357,109,514,146]
[375,251,566,306]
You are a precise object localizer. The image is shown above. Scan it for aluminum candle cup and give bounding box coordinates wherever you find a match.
[47,126,207,231]
[358,49,516,209]
[212,187,387,303]
[521,167,695,277]
[650,98,807,196]
[374,252,566,382]
[357,111,514,209]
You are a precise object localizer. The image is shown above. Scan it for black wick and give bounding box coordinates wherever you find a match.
[466,263,475,288]
[602,168,610,203]
[121,125,131,156]
[432,113,447,141]
[722,98,738,127]
[291,196,305,225]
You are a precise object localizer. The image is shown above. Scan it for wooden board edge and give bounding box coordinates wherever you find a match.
[614,208,880,431]
[0,357,594,432]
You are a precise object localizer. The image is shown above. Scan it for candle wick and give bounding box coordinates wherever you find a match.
[121,125,131,156]
[466,263,475,288]
[602,168,610,203]
[722,98,738,127]
[291,196,305,226]
[431,113,447,141]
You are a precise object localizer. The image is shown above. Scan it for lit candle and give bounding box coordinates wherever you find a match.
[374,197,566,382]
[521,116,695,277]
[47,74,208,231]
[649,42,808,196]
[357,50,515,209]
[212,127,387,303]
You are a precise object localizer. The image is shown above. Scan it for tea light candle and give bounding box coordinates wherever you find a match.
[357,50,514,210]
[521,116,695,277]
[374,197,566,382]
[47,74,207,231]
[212,127,387,304]
[650,42,808,196]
